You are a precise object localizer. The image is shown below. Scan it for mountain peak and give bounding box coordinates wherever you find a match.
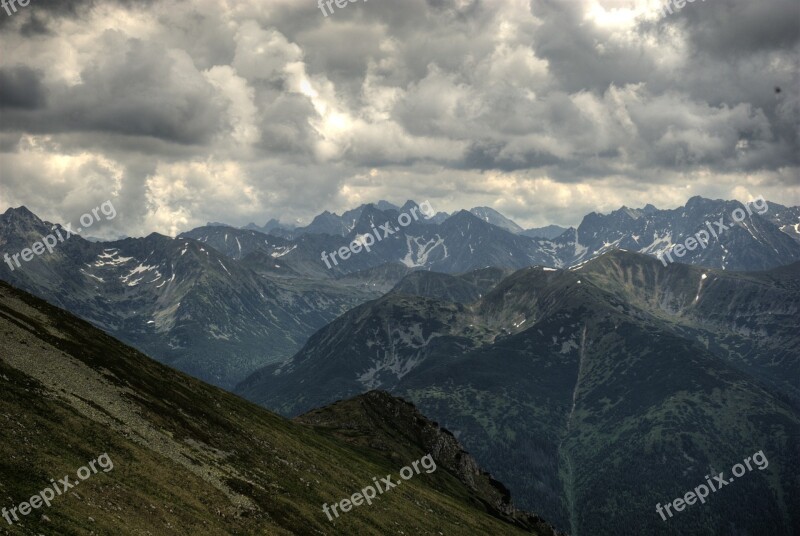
[0,206,50,236]
[612,206,644,220]
[400,200,420,213]
[2,205,42,222]
[684,195,720,209]
[469,206,524,233]
[375,200,400,212]
[448,209,481,222]
[642,203,658,213]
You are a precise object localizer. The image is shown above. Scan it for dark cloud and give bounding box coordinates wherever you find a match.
[0,66,47,109]
[19,14,51,36]
[665,0,800,57]
[62,37,224,144]
[256,92,319,155]
[1,36,225,144]
[462,140,563,172]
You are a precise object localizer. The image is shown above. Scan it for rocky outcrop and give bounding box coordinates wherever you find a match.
[297,390,565,535]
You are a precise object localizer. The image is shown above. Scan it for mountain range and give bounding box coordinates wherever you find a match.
[1,195,798,390]
[182,196,800,276]
[236,251,800,535]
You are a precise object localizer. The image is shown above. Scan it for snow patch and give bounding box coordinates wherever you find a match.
[401,235,447,268]
[93,250,134,267]
[271,245,297,258]
[121,263,161,286]
[80,269,105,282]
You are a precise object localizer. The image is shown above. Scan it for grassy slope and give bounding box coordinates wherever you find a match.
[0,281,550,536]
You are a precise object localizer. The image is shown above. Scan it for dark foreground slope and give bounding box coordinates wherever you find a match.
[0,281,558,535]
[238,251,800,536]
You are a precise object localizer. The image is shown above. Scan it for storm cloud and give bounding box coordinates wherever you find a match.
[0,0,797,235]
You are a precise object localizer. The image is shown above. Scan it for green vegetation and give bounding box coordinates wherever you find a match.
[0,280,555,535]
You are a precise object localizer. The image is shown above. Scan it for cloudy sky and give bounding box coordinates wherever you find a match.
[0,0,798,237]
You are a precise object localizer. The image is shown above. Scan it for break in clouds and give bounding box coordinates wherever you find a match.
[0,0,798,236]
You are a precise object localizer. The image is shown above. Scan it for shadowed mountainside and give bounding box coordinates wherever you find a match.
[238,251,800,535]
